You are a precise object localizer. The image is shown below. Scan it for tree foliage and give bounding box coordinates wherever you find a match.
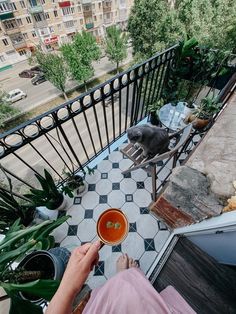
[0,90,19,128]
[128,0,236,58]
[61,31,101,90]
[31,51,68,99]
[104,25,128,72]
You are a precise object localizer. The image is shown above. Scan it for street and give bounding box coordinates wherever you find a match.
[0,47,133,113]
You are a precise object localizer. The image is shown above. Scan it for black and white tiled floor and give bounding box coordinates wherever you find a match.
[51,134,201,289]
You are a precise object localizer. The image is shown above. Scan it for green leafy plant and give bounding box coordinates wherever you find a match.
[104,25,128,73]
[61,31,101,91]
[25,169,73,210]
[0,215,69,314]
[193,95,222,119]
[148,98,164,113]
[0,166,36,234]
[63,166,95,191]
[29,50,68,100]
[0,89,19,128]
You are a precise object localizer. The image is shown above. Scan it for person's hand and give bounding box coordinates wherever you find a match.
[59,241,101,298]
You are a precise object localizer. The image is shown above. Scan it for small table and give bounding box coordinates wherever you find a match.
[158,102,191,131]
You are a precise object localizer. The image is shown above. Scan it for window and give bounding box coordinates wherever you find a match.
[98,2,101,9]
[64,20,74,28]
[94,15,97,21]
[0,2,11,13]
[19,0,25,8]
[92,4,95,10]
[34,13,44,22]
[77,5,81,12]
[0,55,5,62]
[100,14,102,20]
[71,7,75,13]
[2,39,9,46]
[57,23,61,29]
[32,31,37,37]
[23,33,28,39]
[10,2,17,10]
[17,18,23,26]
[80,19,83,25]
[18,49,27,56]
[53,10,58,17]
[45,12,50,19]
[26,16,32,23]
[49,26,54,33]
[3,20,17,29]
[62,7,73,15]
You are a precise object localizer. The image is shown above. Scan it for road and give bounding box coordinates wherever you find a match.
[0,47,133,113]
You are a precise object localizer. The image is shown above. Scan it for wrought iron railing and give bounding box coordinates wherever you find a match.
[0,45,177,191]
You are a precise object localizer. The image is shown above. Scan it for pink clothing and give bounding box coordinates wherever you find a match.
[83,268,196,314]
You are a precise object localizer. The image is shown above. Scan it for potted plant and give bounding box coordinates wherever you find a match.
[0,166,36,234]
[25,169,73,212]
[186,95,222,129]
[0,215,69,313]
[63,166,95,194]
[147,98,164,126]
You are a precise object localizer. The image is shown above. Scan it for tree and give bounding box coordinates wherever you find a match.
[0,90,19,128]
[104,25,128,73]
[128,0,236,58]
[31,50,68,100]
[128,0,173,57]
[61,31,101,91]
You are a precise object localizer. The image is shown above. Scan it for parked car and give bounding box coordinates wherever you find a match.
[18,70,35,78]
[30,66,42,73]
[4,89,27,103]
[31,73,47,85]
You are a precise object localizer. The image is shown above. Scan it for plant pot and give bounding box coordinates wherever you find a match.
[186,114,210,130]
[18,248,70,304]
[149,112,161,126]
[66,174,85,192]
[46,193,66,210]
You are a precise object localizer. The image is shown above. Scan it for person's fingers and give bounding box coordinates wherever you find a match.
[78,243,92,255]
[83,240,101,264]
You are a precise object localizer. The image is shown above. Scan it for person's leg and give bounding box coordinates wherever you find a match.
[116,253,138,272]
[83,254,171,314]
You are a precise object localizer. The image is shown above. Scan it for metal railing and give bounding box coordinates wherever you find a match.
[0,46,177,191]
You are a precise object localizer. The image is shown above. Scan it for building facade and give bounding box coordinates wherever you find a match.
[0,0,133,68]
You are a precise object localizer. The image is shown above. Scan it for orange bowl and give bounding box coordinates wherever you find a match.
[97,208,129,246]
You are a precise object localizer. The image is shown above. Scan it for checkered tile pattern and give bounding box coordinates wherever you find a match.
[51,133,201,289]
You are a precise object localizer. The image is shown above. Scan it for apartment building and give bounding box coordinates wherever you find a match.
[0,0,133,69]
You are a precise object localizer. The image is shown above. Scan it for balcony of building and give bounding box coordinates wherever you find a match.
[58,1,71,8]
[102,0,112,13]
[0,44,235,303]
[9,33,26,49]
[85,22,94,29]
[0,0,13,19]
[28,4,44,14]
[2,18,20,35]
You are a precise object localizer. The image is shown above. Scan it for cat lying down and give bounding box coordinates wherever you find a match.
[127,124,170,158]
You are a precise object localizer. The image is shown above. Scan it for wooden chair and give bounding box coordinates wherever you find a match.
[120,124,193,201]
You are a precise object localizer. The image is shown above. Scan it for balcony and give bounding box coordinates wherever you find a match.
[4,26,20,35]
[83,9,92,18]
[28,4,43,14]
[102,2,112,13]
[0,45,235,291]
[85,22,94,29]
[59,1,71,8]
[0,11,13,20]
[81,0,92,4]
